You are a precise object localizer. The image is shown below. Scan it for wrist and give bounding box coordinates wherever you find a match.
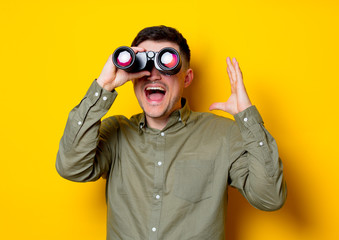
[238,103,253,113]
[96,78,115,92]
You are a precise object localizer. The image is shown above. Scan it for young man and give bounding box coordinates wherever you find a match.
[56,25,287,240]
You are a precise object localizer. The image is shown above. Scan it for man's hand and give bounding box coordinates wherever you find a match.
[209,57,252,115]
[96,47,150,92]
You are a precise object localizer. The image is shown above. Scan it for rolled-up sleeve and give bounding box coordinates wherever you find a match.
[56,80,117,182]
[228,105,287,211]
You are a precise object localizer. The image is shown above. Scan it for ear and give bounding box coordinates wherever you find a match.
[184,68,194,88]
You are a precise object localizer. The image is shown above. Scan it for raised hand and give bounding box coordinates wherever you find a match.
[96,47,150,92]
[209,57,252,115]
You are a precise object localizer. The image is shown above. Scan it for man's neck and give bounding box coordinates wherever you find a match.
[145,115,170,130]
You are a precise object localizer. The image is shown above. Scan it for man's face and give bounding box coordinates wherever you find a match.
[133,40,192,123]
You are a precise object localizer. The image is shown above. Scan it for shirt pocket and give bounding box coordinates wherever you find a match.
[174,155,214,203]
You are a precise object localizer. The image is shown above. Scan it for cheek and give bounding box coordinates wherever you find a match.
[174,76,186,89]
[169,81,184,97]
[133,79,142,89]
[133,81,142,97]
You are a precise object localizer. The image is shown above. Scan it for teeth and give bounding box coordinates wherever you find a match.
[146,86,165,91]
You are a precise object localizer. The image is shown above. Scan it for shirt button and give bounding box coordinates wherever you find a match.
[160,132,165,136]
[259,141,264,146]
[103,96,108,101]
[77,121,82,125]
[155,194,160,200]
[244,117,248,122]
[152,227,157,232]
[94,92,99,97]
[157,161,162,166]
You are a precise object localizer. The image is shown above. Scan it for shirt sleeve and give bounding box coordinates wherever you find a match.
[228,105,287,211]
[56,80,117,182]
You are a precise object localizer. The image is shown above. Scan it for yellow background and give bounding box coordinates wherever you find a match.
[1,0,338,239]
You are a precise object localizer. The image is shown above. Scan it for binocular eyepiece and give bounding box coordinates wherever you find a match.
[112,46,182,75]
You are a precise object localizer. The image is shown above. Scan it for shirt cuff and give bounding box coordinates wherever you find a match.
[85,80,117,110]
[233,105,264,133]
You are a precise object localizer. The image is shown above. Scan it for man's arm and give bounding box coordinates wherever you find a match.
[56,49,150,182]
[210,57,287,211]
[229,106,287,211]
[56,80,117,182]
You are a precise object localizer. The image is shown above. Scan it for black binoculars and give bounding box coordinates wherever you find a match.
[112,46,182,75]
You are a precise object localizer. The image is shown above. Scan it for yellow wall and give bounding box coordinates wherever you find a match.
[1,0,338,239]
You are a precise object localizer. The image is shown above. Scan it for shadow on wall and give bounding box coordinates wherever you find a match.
[225,150,313,240]
[183,62,213,112]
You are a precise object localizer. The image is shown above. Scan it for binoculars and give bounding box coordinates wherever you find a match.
[112,46,182,75]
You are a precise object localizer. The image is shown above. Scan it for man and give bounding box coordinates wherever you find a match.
[56,25,287,240]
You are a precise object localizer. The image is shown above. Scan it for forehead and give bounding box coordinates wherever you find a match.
[136,40,180,53]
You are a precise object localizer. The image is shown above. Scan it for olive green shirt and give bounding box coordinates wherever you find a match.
[56,80,287,240]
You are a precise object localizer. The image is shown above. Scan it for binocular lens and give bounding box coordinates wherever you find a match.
[160,52,178,69]
[116,51,132,67]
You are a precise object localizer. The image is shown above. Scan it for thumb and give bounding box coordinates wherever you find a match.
[209,102,226,111]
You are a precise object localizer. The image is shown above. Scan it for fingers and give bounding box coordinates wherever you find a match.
[227,57,243,77]
[226,57,236,85]
[227,57,245,91]
[232,58,244,85]
[131,46,146,54]
[128,70,151,80]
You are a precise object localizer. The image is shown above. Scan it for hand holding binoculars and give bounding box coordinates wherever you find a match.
[112,46,182,75]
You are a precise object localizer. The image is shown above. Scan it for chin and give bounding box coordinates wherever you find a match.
[144,108,167,119]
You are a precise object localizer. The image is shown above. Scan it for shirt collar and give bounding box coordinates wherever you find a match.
[138,98,191,133]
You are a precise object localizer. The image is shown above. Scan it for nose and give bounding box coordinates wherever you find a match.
[147,65,162,81]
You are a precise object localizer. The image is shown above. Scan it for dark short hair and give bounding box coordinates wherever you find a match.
[131,25,191,67]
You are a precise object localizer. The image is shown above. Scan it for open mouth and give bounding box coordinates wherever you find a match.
[145,86,166,102]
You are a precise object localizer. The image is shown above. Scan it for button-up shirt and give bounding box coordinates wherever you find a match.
[56,80,287,240]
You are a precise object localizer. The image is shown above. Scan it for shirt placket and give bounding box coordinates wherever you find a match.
[149,131,166,240]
